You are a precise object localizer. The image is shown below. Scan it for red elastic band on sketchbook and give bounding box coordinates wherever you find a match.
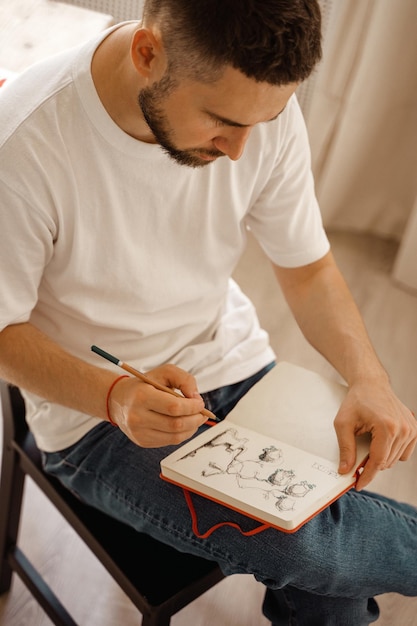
[182,489,271,538]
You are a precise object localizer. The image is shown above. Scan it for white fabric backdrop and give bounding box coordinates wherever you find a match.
[299,0,417,290]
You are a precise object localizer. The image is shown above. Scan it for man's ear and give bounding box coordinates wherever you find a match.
[130,28,166,80]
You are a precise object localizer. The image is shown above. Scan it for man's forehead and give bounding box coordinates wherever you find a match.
[202,108,285,129]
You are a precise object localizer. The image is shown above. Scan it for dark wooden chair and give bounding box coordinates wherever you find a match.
[0,380,224,626]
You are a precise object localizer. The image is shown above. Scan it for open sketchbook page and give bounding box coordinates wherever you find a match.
[225,361,348,463]
[161,420,369,532]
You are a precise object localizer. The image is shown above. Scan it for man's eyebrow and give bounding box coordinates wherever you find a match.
[204,108,284,128]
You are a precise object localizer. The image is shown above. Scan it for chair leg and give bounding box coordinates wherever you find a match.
[9,547,77,626]
[0,446,78,625]
[141,611,171,626]
[0,444,25,593]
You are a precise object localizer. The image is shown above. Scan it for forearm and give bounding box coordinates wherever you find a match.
[0,322,116,420]
[0,322,208,447]
[274,252,417,488]
[274,252,389,386]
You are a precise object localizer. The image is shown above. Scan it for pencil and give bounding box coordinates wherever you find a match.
[91,345,217,423]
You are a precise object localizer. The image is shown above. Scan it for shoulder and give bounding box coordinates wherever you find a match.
[246,94,309,160]
[0,24,120,146]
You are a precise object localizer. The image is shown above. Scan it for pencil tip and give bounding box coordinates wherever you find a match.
[90,345,119,365]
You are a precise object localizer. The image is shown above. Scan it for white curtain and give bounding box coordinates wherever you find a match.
[392,200,417,290]
[299,0,417,290]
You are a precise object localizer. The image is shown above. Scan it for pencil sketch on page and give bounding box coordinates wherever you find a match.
[178,427,316,513]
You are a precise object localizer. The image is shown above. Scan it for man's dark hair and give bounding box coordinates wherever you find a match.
[142,0,322,85]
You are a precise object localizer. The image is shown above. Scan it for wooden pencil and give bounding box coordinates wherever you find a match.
[91,345,217,422]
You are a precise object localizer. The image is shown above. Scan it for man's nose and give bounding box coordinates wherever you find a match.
[213,127,252,161]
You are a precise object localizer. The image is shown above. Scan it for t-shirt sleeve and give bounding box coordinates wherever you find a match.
[0,178,55,332]
[245,95,330,268]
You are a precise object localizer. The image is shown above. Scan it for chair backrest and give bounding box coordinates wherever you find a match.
[0,380,224,625]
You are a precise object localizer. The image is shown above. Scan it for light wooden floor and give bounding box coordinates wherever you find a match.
[1,2,417,624]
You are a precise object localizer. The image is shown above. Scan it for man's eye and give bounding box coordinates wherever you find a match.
[212,118,225,128]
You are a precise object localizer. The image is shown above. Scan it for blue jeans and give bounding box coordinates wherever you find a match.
[43,364,417,625]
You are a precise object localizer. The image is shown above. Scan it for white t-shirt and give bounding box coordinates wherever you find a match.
[0,25,330,452]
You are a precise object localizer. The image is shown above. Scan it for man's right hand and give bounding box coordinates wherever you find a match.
[107,364,208,448]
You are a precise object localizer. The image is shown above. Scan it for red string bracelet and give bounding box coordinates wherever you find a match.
[106,375,129,426]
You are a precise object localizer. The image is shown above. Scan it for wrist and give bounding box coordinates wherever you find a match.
[346,366,390,390]
[106,375,129,426]
[337,345,389,388]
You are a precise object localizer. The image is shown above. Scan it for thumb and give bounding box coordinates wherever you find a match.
[335,425,357,475]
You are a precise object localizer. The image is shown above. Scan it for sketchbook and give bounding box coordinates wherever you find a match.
[160,362,370,533]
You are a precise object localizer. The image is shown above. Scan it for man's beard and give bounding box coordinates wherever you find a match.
[138,76,223,168]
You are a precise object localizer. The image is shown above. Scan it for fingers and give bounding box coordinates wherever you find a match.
[393,410,417,463]
[130,411,206,448]
[334,388,417,490]
[357,419,417,490]
[399,437,417,462]
[337,426,391,491]
[108,365,208,448]
[355,432,388,490]
[336,424,358,475]
[146,364,203,402]
[372,408,417,469]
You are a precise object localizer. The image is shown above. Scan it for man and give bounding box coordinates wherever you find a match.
[0,1,416,624]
